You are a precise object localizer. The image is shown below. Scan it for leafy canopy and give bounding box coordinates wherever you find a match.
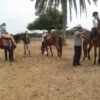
[27,8,63,32]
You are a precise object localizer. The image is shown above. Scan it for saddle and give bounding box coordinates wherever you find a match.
[1,37,13,47]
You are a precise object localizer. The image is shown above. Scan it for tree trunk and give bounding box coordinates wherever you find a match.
[61,0,67,45]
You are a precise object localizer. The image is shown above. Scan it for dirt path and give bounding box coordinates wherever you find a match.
[0,39,100,100]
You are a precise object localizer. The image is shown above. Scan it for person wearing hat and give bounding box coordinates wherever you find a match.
[0,23,17,47]
[41,32,48,42]
[23,31,31,57]
[73,25,84,66]
[41,32,48,55]
[91,11,99,40]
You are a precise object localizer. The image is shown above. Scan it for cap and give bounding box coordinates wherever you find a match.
[92,11,98,17]
[1,23,6,26]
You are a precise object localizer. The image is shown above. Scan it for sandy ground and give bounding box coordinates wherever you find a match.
[0,38,100,100]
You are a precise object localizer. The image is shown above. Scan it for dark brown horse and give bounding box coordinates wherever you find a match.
[93,21,100,64]
[83,21,100,65]
[41,34,63,57]
[2,34,24,62]
[82,30,93,61]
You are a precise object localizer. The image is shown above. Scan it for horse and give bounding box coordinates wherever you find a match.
[93,21,100,65]
[82,21,100,65]
[82,30,93,61]
[41,34,63,57]
[2,34,24,62]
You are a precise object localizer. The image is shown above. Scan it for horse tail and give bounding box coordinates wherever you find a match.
[59,36,63,57]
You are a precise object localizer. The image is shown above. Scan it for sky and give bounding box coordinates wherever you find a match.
[0,0,100,34]
[0,0,36,34]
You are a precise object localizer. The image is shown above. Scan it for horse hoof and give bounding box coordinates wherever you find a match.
[93,63,96,66]
[5,59,8,61]
[98,62,100,65]
[58,55,61,57]
[9,59,14,62]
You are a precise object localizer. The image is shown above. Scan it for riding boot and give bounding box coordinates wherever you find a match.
[91,28,97,40]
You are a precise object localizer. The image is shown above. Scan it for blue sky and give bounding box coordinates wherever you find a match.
[0,0,100,34]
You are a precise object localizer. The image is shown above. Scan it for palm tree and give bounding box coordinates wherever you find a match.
[31,0,98,44]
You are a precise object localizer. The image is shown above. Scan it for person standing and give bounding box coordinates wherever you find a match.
[41,32,48,55]
[41,32,48,43]
[23,31,31,57]
[73,26,84,66]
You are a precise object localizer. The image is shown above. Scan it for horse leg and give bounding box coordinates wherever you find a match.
[59,37,62,57]
[45,46,49,56]
[42,41,49,56]
[11,49,14,61]
[56,45,62,57]
[83,41,87,61]
[98,46,100,65]
[9,49,12,62]
[87,42,92,60]
[49,46,53,56]
[9,49,14,62]
[94,46,97,65]
[41,42,44,55]
[57,48,61,57]
[55,45,60,57]
[4,48,8,61]
[59,46,62,57]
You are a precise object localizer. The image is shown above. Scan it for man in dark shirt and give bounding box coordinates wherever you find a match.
[23,31,31,57]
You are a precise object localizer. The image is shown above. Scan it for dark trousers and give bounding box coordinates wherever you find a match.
[73,46,82,66]
[91,27,97,38]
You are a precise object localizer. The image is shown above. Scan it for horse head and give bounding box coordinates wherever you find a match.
[13,33,25,43]
[81,29,91,39]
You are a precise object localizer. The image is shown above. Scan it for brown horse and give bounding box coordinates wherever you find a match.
[82,30,93,61]
[93,21,100,65]
[83,21,100,65]
[2,34,24,62]
[41,34,63,57]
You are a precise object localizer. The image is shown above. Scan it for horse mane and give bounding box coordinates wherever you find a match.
[82,29,92,40]
[13,34,22,43]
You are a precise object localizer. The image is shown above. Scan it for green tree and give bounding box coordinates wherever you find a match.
[31,0,98,44]
[27,9,63,32]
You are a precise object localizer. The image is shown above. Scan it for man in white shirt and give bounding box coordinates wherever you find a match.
[41,32,48,55]
[41,32,48,42]
[91,11,99,40]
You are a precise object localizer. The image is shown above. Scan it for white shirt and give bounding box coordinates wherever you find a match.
[93,18,98,28]
[42,33,47,42]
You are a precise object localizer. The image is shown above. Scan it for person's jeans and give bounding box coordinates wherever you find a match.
[91,27,97,39]
[73,46,82,66]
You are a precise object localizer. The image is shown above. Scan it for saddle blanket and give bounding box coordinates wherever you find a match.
[1,38,12,46]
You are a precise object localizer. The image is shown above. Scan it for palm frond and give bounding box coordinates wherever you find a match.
[87,0,91,5]
[68,0,73,21]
